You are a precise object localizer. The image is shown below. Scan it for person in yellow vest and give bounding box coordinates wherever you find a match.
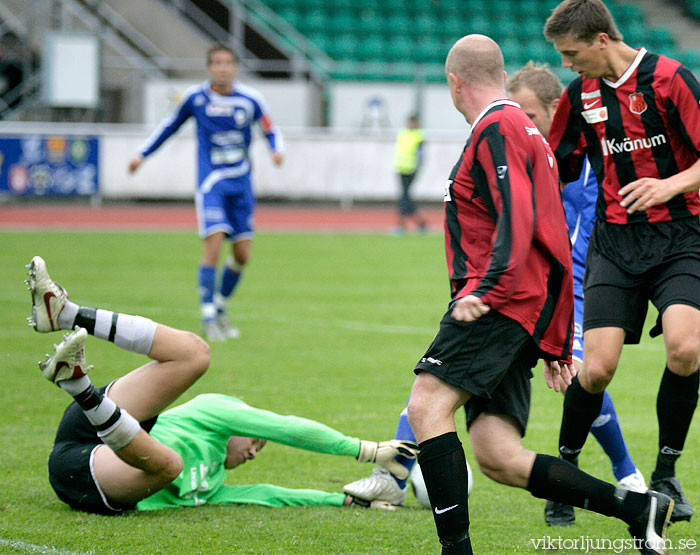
[394,114,428,234]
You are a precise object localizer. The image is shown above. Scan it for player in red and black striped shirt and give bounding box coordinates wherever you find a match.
[405,34,673,555]
[545,0,700,530]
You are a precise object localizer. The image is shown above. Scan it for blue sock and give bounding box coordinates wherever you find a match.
[219,265,242,308]
[199,265,217,322]
[393,405,417,488]
[590,390,636,481]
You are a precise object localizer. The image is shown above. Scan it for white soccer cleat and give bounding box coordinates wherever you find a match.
[344,467,407,506]
[216,312,240,339]
[618,469,648,494]
[202,320,227,342]
[39,327,93,383]
[25,256,68,333]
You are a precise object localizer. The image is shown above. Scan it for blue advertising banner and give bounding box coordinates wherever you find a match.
[0,134,99,196]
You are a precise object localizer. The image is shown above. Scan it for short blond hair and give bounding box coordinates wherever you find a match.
[506,62,563,110]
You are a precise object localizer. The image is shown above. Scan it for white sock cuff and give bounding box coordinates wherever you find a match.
[97,408,140,451]
[225,256,243,273]
[58,375,91,396]
[57,301,79,330]
[201,303,217,320]
[113,315,158,355]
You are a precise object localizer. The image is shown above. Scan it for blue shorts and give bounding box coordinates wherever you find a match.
[195,175,255,241]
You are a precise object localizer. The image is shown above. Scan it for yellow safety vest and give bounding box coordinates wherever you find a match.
[394,128,424,174]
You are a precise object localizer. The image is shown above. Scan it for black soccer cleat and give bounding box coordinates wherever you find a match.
[649,476,692,523]
[628,490,673,555]
[544,499,575,526]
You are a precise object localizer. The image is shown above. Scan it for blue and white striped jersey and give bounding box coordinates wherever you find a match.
[139,80,283,192]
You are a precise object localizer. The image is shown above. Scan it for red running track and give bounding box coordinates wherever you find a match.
[0,202,444,232]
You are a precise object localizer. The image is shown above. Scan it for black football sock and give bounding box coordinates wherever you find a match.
[558,376,604,463]
[527,454,646,525]
[418,432,473,555]
[653,367,699,480]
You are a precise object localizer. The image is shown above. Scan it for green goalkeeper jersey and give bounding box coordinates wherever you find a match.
[137,394,358,510]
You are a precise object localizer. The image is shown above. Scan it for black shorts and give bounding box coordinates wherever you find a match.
[414,309,540,436]
[48,384,158,515]
[584,219,700,343]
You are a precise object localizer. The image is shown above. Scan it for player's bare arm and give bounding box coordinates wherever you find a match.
[451,294,490,322]
[619,158,700,213]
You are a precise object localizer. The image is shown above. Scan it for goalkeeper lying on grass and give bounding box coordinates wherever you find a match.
[26,256,418,515]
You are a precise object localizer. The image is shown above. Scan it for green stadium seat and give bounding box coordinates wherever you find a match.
[355,35,387,62]
[441,18,467,42]
[294,0,327,9]
[486,0,518,18]
[515,0,543,18]
[621,23,646,48]
[510,25,545,48]
[647,27,676,51]
[655,45,678,60]
[678,50,700,69]
[402,0,430,14]
[462,0,488,17]
[500,38,524,67]
[413,36,441,63]
[525,40,560,67]
[320,0,353,9]
[307,32,332,54]
[354,0,382,9]
[358,10,385,35]
[414,13,439,37]
[264,0,296,10]
[297,8,327,34]
[467,14,491,35]
[435,0,467,15]
[385,13,413,38]
[327,33,359,60]
[385,36,415,63]
[277,7,301,28]
[690,4,700,20]
[610,4,644,26]
[327,10,358,34]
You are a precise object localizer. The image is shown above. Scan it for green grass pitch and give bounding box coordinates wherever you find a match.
[0,230,698,554]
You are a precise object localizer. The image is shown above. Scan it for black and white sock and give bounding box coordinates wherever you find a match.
[59,377,140,451]
[58,303,157,355]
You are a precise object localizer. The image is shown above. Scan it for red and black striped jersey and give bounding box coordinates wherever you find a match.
[445,100,574,361]
[549,48,700,224]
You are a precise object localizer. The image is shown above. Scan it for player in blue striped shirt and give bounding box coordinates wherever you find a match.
[129,43,284,340]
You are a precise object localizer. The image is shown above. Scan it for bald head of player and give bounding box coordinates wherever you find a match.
[445,35,507,123]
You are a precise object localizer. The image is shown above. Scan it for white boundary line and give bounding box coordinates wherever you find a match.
[0,538,94,555]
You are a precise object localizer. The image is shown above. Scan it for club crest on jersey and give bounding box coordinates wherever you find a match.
[629,92,647,115]
[496,165,508,180]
